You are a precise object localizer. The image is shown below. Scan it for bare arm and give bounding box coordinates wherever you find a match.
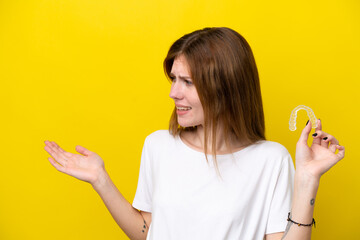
[44,141,151,240]
[266,174,319,240]
[265,119,345,240]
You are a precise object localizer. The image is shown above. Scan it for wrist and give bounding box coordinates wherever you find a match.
[91,167,111,192]
[294,169,320,190]
[293,170,320,210]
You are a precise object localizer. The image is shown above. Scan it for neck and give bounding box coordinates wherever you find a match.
[181,125,246,154]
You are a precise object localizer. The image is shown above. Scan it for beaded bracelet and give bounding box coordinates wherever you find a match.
[287,212,316,228]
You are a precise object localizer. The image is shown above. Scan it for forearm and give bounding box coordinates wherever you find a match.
[92,170,147,240]
[282,171,319,240]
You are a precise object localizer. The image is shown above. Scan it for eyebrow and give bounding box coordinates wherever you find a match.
[169,73,192,80]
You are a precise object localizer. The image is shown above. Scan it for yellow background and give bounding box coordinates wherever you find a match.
[0,0,359,239]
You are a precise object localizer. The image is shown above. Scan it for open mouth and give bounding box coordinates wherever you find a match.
[176,107,192,111]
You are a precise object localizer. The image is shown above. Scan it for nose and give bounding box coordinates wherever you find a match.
[169,80,183,100]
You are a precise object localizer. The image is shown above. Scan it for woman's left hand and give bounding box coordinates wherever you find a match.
[295,119,345,181]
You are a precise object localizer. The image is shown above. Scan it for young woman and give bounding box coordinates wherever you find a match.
[44,27,345,240]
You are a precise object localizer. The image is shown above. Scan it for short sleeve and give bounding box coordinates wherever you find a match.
[266,153,295,234]
[132,137,153,212]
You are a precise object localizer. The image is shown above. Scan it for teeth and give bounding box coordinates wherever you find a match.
[177,107,192,111]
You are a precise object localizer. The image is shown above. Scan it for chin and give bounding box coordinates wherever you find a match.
[178,121,201,128]
[177,116,203,128]
[178,123,192,128]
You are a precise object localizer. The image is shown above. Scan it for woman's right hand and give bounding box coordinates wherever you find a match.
[44,141,105,186]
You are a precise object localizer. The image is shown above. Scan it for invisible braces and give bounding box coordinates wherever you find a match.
[289,105,317,131]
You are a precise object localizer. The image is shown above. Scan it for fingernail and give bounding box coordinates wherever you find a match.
[312,133,318,137]
[323,137,328,140]
[306,120,309,126]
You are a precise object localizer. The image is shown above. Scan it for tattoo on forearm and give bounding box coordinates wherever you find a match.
[142,219,147,233]
[281,212,293,239]
[140,211,149,234]
[310,198,315,206]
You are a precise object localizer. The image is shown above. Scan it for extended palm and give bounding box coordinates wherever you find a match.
[44,141,104,184]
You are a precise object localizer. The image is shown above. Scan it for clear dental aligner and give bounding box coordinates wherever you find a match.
[289,105,317,131]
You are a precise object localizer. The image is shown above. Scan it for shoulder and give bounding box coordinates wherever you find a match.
[247,141,294,174]
[250,140,290,158]
[145,130,173,141]
[142,130,177,161]
[144,130,175,148]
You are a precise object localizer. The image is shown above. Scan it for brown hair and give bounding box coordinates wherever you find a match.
[164,27,265,159]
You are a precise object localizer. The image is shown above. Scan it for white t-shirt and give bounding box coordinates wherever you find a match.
[133,130,295,240]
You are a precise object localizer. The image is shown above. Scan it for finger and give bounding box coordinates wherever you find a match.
[51,141,66,153]
[50,141,72,159]
[45,140,63,154]
[49,141,80,160]
[311,130,328,147]
[75,145,93,156]
[321,135,329,148]
[44,140,56,150]
[311,119,322,146]
[316,119,322,131]
[336,145,345,161]
[312,129,341,151]
[48,157,67,173]
[321,134,340,152]
[44,145,67,166]
[298,119,313,145]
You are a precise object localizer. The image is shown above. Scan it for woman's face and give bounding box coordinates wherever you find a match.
[169,55,204,128]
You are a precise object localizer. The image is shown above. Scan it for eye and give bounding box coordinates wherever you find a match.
[169,76,176,82]
[185,80,193,85]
